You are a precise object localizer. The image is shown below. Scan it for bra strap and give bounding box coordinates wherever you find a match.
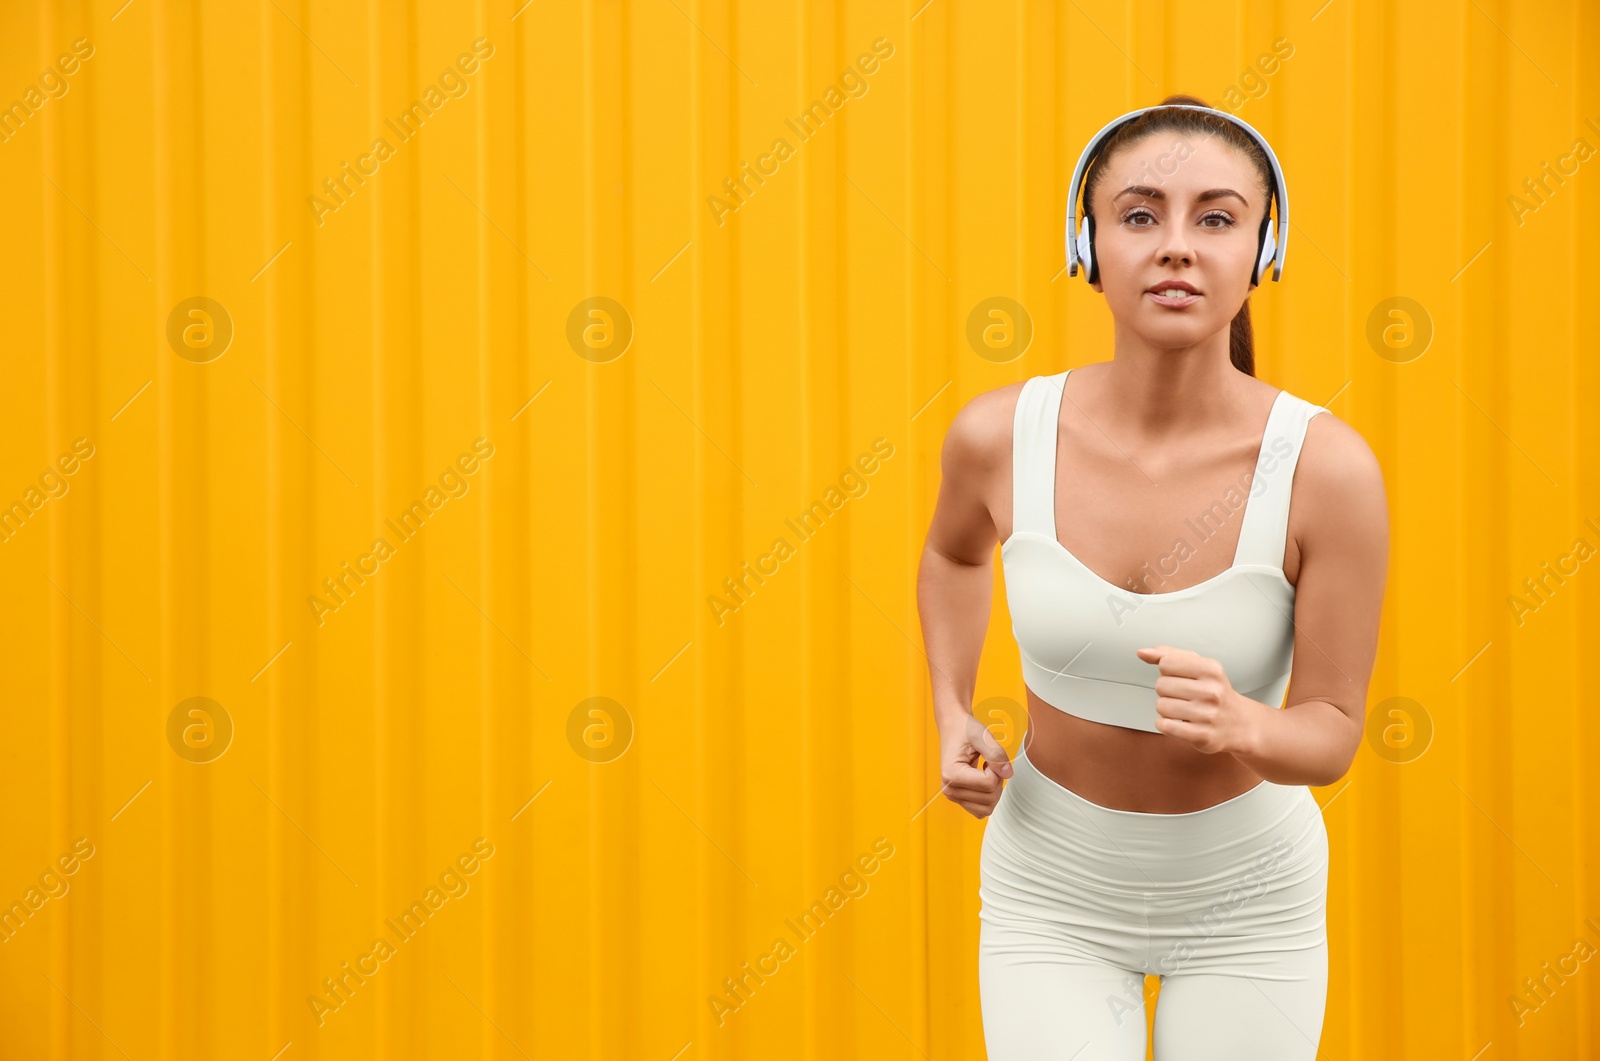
[1012,371,1067,538]
[1234,392,1329,570]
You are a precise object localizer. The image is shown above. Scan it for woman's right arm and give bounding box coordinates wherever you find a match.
[916,391,1015,819]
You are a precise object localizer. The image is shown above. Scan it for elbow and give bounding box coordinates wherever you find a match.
[1313,763,1350,789]
[1315,728,1364,789]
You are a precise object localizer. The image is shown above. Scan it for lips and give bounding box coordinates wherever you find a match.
[1147,286,1201,308]
[1147,281,1200,295]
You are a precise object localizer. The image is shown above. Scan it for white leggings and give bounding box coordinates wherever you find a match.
[979,743,1330,1060]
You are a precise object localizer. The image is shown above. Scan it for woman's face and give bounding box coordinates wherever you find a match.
[1087,133,1269,349]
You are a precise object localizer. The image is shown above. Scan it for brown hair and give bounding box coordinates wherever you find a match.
[1080,93,1275,377]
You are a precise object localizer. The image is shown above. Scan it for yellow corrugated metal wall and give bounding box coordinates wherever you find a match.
[1,0,1597,1057]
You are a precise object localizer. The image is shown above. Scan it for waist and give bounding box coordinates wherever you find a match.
[1021,690,1269,812]
[993,742,1327,892]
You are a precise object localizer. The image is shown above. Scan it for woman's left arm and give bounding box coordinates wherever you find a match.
[1227,411,1390,787]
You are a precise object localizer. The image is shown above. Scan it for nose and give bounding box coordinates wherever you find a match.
[1156,223,1194,268]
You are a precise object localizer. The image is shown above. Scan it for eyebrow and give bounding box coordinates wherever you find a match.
[1111,185,1249,207]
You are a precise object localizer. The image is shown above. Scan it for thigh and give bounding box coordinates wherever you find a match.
[1151,936,1329,1061]
[1146,791,1331,1058]
[979,917,1150,1061]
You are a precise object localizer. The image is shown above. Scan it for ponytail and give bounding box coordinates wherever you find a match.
[1229,299,1255,377]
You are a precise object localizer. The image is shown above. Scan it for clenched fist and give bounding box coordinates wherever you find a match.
[1137,644,1265,757]
[939,713,1014,818]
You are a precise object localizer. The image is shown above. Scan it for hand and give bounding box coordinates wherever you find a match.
[938,713,1014,819]
[1136,645,1263,757]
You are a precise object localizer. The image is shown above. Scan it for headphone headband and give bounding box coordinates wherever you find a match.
[1065,104,1290,283]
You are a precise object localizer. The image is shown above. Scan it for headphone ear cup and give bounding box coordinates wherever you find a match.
[1076,215,1096,283]
[1254,215,1276,285]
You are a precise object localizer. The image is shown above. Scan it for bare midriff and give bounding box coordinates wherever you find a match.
[1021,689,1267,813]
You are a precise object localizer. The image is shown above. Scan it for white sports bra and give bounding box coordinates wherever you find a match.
[1000,369,1328,733]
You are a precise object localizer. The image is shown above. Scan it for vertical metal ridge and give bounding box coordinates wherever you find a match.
[468,4,495,1061]
[371,0,427,1056]
[262,0,285,1054]
[41,0,109,1056]
[152,0,216,1056]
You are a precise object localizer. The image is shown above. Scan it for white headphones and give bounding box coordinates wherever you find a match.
[1066,104,1290,287]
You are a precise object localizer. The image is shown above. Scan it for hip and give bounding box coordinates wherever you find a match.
[982,740,1329,898]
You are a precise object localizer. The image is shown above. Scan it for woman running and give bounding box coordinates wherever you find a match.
[915,95,1389,1059]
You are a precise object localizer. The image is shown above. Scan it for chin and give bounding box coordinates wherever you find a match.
[1136,316,1219,347]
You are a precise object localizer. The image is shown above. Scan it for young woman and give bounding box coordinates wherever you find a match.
[916,96,1388,1058]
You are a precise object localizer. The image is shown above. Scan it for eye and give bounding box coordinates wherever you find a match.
[1121,208,1238,228]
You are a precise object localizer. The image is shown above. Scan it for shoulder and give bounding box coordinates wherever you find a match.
[1292,399,1389,551]
[1296,400,1382,490]
[938,377,1028,476]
